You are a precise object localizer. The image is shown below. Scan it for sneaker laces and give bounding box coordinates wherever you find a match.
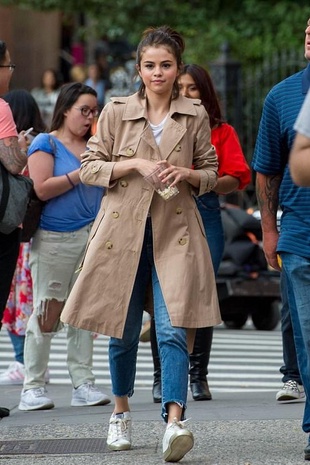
[33,387,46,397]
[110,416,130,438]
[169,418,191,429]
[82,382,99,393]
[282,380,299,392]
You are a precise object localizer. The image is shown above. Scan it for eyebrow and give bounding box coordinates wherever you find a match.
[143,60,173,64]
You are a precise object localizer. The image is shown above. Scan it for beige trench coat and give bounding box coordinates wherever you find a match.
[61,93,222,341]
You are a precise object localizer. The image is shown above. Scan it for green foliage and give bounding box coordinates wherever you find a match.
[1,0,309,65]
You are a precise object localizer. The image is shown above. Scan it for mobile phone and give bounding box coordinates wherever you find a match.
[24,127,34,137]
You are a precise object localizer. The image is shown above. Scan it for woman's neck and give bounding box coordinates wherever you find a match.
[146,93,171,125]
[51,128,84,146]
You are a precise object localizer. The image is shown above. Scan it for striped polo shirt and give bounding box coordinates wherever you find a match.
[252,63,310,258]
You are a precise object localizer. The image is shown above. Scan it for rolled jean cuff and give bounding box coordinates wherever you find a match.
[161,401,186,423]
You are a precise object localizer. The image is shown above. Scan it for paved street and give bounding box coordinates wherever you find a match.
[0,319,308,464]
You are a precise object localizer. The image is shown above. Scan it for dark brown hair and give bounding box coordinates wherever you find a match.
[0,40,7,65]
[50,82,97,140]
[136,26,185,99]
[179,64,225,128]
[3,89,46,135]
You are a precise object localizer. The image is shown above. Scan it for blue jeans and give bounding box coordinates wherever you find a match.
[281,252,310,433]
[8,331,25,364]
[195,192,224,274]
[109,218,189,422]
[194,192,224,374]
[279,270,301,384]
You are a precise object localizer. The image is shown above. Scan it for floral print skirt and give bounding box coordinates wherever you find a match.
[2,242,33,335]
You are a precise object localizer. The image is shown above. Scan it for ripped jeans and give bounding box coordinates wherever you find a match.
[24,225,96,390]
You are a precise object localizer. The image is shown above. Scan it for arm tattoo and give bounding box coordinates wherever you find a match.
[256,174,282,216]
[0,137,27,174]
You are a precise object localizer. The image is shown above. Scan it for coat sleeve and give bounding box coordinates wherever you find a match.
[79,102,117,188]
[192,105,218,196]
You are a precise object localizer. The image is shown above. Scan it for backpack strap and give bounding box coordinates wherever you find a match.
[0,163,10,223]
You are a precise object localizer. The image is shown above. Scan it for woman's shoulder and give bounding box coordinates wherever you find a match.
[28,133,54,155]
[213,122,237,137]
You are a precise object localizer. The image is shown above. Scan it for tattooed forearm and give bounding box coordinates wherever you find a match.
[0,137,27,174]
[256,173,282,217]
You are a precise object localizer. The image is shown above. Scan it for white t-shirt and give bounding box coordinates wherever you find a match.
[149,114,169,145]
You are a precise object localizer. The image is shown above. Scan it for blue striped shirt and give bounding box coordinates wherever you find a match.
[252,64,310,257]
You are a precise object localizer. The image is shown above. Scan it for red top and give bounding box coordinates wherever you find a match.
[211,123,251,190]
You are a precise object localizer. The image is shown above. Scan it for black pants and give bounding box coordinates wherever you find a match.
[0,228,21,330]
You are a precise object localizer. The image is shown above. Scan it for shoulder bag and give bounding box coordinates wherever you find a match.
[0,162,33,234]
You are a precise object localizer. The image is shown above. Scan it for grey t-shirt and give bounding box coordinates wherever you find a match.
[294,88,310,138]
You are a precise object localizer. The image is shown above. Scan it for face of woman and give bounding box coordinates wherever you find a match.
[137,45,179,97]
[64,94,98,137]
[42,70,56,91]
[0,50,13,96]
[178,73,200,100]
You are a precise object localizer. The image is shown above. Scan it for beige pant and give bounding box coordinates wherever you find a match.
[23,314,95,389]
[24,224,96,390]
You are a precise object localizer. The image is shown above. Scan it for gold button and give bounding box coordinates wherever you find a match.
[112,211,119,218]
[120,180,128,187]
[175,144,181,152]
[126,148,134,156]
[105,241,113,249]
[176,207,182,214]
[91,163,100,173]
[178,238,187,246]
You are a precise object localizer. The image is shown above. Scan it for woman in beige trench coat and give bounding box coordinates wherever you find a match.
[61,26,221,462]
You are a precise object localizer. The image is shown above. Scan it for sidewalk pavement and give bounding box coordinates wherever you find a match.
[0,384,307,465]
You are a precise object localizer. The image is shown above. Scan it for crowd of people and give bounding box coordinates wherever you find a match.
[1,17,310,463]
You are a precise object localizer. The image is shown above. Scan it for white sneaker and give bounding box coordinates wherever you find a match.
[0,361,50,386]
[107,412,132,451]
[19,387,54,411]
[0,361,25,385]
[163,418,194,462]
[276,380,305,402]
[71,382,111,406]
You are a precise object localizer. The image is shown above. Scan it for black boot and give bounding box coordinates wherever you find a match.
[151,317,162,403]
[189,327,213,401]
[0,407,9,418]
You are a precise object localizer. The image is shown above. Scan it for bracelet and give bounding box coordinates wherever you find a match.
[66,173,75,188]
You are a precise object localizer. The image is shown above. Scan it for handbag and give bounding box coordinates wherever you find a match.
[0,162,33,234]
[21,189,45,242]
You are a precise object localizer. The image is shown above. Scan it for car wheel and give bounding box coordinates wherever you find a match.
[223,313,248,329]
[251,300,281,331]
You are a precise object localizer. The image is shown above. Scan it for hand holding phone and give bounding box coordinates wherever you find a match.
[24,127,34,137]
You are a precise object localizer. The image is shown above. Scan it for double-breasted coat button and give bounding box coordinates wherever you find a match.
[120,180,128,187]
[178,238,187,245]
[105,241,113,249]
[91,163,100,173]
[176,207,182,214]
[112,211,119,218]
[126,148,134,156]
[175,144,181,152]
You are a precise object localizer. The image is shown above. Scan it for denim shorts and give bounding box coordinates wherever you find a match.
[29,224,92,314]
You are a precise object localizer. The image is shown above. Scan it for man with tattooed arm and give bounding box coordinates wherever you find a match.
[0,40,28,417]
[252,18,310,461]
